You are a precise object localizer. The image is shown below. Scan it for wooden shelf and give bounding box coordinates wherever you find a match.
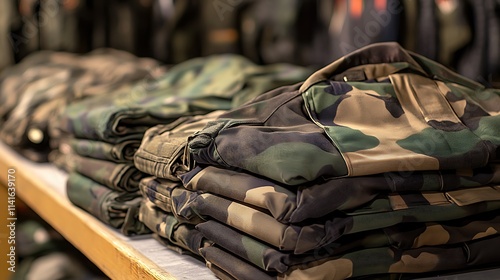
[0,141,216,280]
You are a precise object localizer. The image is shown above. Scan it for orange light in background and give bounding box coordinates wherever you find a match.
[375,0,387,11]
[350,0,364,19]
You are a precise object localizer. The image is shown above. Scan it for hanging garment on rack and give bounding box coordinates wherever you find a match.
[456,0,500,87]
[328,0,403,60]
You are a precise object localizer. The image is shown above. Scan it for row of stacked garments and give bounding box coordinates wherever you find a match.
[0,42,499,279]
[1,0,500,87]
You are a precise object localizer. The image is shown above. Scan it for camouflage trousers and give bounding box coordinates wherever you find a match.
[198,190,500,254]
[188,43,500,185]
[139,200,212,256]
[53,153,146,192]
[180,165,500,223]
[139,174,500,253]
[200,234,500,280]
[134,111,225,180]
[59,137,140,163]
[66,172,149,236]
[197,212,500,274]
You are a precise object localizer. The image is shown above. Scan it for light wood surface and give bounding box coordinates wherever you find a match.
[0,141,216,280]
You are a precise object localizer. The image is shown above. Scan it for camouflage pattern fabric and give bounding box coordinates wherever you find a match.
[59,138,141,163]
[66,172,148,235]
[188,42,500,185]
[196,210,500,273]
[0,49,159,162]
[54,153,145,192]
[0,51,67,122]
[161,184,500,254]
[138,176,205,225]
[55,54,312,144]
[283,234,500,280]
[139,176,181,213]
[139,201,211,256]
[200,234,500,280]
[134,110,225,179]
[200,246,276,280]
[180,164,500,223]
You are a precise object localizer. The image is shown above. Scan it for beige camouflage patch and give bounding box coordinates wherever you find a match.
[472,227,498,240]
[281,258,353,280]
[389,251,440,273]
[226,201,291,249]
[412,224,451,248]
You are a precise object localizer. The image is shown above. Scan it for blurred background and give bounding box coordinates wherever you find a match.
[1,0,499,87]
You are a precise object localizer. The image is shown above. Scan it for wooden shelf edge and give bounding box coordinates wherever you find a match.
[0,151,174,280]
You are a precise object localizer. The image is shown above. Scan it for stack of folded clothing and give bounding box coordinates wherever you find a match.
[52,55,312,236]
[0,49,159,162]
[135,42,500,279]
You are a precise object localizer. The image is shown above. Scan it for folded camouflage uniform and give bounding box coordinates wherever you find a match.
[55,54,312,144]
[188,42,500,185]
[161,184,500,254]
[0,49,160,162]
[200,234,500,280]
[139,200,211,256]
[138,176,204,224]
[201,246,276,280]
[138,172,500,253]
[180,165,500,223]
[196,211,500,274]
[0,51,74,123]
[134,111,225,179]
[66,172,150,235]
[59,54,308,239]
[61,138,141,163]
[53,152,146,192]
[140,164,500,273]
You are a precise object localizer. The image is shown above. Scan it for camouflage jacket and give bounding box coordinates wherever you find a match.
[188,42,500,185]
